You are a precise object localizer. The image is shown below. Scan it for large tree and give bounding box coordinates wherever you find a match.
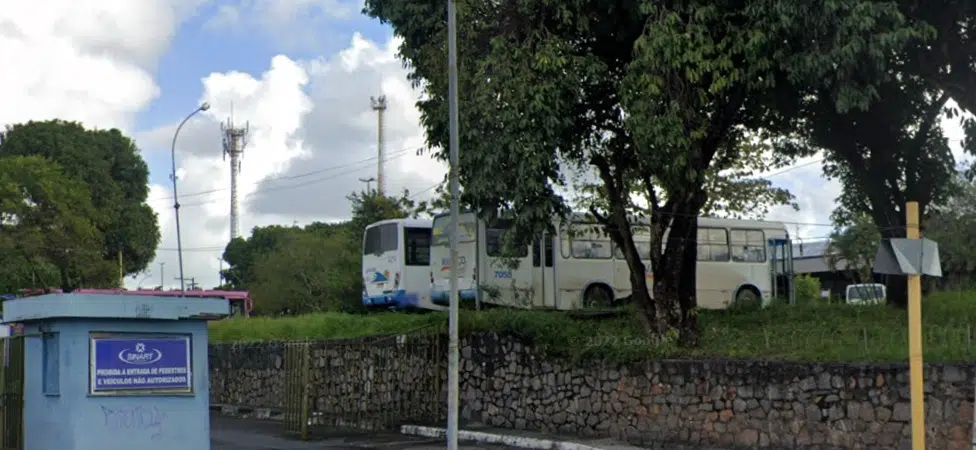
[774,2,973,306]
[363,0,918,342]
[0,120,160,280]
[0,156,112,291]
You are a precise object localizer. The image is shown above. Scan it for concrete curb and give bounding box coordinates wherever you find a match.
[400,425,608,450]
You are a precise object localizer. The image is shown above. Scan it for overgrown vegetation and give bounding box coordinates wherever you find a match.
[219,189,430,314]
[210,290,976,364]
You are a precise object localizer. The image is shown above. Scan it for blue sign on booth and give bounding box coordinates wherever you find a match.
[89,334,193,395]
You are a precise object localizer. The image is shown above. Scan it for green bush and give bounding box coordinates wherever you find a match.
[210,290,976,364]
[794,274,822,304]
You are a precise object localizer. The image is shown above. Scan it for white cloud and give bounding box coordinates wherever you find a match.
[137,33,445,290]
[0,0,202,133]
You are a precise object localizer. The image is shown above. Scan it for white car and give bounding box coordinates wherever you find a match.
[846,283,886,305]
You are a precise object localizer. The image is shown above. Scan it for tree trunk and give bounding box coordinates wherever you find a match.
[677,215,701,347]
[647,190,707,346]
[671,189,706,347]
[610,209,660,336]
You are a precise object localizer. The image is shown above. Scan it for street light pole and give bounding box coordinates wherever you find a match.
[170,102,210,295]
[446,0,461,449]
[359,176,377,194]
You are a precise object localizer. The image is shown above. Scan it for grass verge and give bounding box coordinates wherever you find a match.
[209,290,976,364]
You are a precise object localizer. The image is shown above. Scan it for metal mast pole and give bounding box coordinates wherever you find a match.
[222,113,249,242]
[446,0,461,448]
[371,95,388,196]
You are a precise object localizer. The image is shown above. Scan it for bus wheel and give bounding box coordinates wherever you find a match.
[583,285,613,308]
[733,287,761,310]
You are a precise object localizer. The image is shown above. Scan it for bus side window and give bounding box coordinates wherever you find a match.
[532,237,555,267]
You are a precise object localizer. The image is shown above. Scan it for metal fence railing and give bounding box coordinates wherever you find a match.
[282,329,446,439]
[0,336,24,450]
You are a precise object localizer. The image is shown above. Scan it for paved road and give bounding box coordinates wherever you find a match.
[210,413,524,450]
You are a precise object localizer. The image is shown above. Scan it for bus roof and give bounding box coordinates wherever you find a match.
[365,218,433,229]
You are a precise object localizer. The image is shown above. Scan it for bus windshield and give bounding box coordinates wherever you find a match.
[432,214,477,246]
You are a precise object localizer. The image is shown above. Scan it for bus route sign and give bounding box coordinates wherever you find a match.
[89,334,192,395]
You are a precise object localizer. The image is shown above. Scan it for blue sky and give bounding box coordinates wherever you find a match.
[138,1,395,186]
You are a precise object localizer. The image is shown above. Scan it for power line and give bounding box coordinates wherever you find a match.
[149,146,420,204]
[178,151,415,209]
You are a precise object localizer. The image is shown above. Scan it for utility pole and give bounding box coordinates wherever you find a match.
[222,106,250,243]
[159,262,165,290]
[370,95,387,196]
[359,177,376,194]
[118,244,124,288]
[906,201,925,450]
[446,0,461,448]
[176,277,198,291]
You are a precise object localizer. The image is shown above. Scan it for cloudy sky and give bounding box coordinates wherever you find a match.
[0,0,968,290]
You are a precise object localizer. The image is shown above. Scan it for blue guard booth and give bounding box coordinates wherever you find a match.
[2,292,229,450]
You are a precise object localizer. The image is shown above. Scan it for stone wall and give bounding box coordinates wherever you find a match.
[210,335,446,428]
[209,333,976,449]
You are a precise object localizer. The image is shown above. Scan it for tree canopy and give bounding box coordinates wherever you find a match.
[0,156,112,291]
[0,121,159,291]
[766,0,976,306]
[363,0,921,342]
[0,120,160,287]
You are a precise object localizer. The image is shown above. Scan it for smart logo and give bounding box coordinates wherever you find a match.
[117,342,164,365]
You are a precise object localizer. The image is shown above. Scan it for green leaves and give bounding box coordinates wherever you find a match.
[221,189,425,314]
[0,120,160,286]
[827,214,882,284]
[0,156,109,290]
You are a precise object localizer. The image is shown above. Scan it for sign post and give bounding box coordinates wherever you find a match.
[873,200,942,450]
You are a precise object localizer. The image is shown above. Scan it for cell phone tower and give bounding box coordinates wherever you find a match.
[221,110,250,241]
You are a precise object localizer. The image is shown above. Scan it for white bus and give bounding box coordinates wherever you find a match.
[362,218,445,311]
[429,211,794,310]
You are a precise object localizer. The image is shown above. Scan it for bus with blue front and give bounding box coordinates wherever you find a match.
[362,218,444,311]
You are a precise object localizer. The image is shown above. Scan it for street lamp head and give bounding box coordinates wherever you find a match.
[200,102,211,111]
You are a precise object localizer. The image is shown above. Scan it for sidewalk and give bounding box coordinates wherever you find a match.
[211,405,658,450]
[211,412,535,450]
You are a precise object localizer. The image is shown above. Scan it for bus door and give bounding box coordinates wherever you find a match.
[483,222,533,307]
[531,233,556,308]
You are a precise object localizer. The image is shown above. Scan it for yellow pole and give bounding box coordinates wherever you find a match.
[906,201,926,450]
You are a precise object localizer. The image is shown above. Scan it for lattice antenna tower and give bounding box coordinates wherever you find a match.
[221,106,250,241]
[371,94,388,196]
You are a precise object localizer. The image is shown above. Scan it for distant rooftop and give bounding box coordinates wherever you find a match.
[792,239,830,259]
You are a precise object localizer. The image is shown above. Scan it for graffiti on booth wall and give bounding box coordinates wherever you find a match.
[134,303,153,318]
[101,405,167,440]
